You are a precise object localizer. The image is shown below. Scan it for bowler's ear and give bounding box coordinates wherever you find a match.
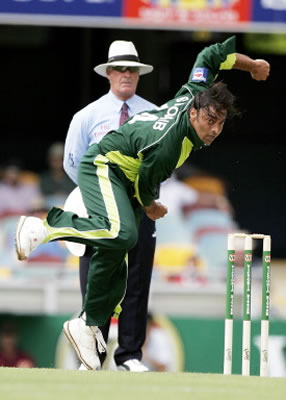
[189,107,198,122]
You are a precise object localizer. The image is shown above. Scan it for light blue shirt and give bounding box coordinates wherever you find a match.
[64,90,157,184]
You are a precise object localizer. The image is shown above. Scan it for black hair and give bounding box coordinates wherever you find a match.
[191,81,240,120]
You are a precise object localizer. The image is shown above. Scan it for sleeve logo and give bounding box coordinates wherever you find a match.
[191,68,208,82]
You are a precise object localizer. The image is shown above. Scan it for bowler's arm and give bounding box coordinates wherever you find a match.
[233,54,270,81]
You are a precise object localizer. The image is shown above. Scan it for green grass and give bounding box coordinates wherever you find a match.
[1,368,286,400]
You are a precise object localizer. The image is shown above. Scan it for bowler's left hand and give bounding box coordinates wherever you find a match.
[144,201,168,221]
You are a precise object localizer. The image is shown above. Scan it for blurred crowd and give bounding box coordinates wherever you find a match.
[0,320,36,368]
[0,142,76,271]
[0,142,75,217]
[154,164,243,284]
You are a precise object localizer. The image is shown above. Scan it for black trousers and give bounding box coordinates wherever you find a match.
[79,213,156,366]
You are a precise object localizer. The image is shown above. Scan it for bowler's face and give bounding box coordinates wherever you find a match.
[107,67,139,101]
[189,106,227,145]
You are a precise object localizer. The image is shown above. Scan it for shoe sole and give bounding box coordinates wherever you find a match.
[63,321,96,371]
[15,216,28,261]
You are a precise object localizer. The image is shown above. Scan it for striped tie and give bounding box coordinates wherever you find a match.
[119,103,129,126]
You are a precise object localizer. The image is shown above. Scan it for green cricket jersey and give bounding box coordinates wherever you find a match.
[98,36,237,207]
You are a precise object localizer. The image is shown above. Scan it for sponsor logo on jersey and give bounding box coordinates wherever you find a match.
[191,68,208,82]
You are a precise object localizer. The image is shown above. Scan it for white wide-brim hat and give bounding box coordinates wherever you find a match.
[94,40,153,78]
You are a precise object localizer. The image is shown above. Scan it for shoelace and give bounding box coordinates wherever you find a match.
[92,327,106,354]
[81,313,106,354]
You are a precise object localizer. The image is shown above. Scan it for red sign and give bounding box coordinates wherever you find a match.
[123,0,251,28]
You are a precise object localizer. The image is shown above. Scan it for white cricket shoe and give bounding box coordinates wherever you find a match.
[15,216,48,261]
[117,359,149,372]
[63,315,106,371]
